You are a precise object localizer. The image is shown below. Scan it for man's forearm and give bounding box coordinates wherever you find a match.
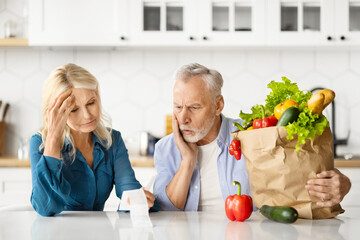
[166,159,195,210]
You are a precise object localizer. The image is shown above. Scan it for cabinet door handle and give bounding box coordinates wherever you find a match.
[120,36,126,40]
[189,36,195,40]
[203,36,208,40]
[327,36,332,41]
[340,35,346,41]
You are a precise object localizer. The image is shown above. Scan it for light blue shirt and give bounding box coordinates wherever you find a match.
[153,115,255,211]
[30,129,159,216]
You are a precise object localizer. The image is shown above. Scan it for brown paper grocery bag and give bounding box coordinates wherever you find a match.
[232,126,344,219]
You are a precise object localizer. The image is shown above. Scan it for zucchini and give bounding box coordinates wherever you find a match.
[276,107,300,126]
[260,205,298,223]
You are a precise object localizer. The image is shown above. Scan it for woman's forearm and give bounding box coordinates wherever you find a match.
[43,135,62,159]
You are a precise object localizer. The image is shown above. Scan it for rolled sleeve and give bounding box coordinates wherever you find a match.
[30,134,71,216]
[39,155,63,177]
[153,167,180,211]
[153,136,181,211]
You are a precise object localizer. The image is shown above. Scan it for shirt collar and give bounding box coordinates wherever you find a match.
[63,132,105,152]
[92,133,104,147]
[216,114,232,147]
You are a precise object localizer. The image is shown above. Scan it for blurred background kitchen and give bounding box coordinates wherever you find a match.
[1,0,360,209]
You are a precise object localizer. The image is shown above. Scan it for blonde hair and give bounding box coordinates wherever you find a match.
[39,63,112,162]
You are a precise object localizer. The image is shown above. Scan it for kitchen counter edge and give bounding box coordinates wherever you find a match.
[0,156,155,168]
[1,157,359,168]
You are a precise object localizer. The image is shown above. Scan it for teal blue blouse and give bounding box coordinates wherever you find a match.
[29,129,158,216]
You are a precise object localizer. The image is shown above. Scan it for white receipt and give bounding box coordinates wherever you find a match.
[118,189,153,228]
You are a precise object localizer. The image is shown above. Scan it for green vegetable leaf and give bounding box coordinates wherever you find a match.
[285,108,329,151]
[239,104,264,127]
[265,77,311,112]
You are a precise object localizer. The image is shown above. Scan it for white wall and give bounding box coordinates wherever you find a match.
[0,47,359,157]
[0,0,358,157]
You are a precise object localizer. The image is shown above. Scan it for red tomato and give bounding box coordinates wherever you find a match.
[234,150,241,160]
[229,144,235,155]
[231,139,240,149]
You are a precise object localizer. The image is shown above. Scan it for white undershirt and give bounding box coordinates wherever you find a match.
[197,138,224,212]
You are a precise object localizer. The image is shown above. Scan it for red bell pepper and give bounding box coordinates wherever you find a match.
[225,181,253,222]
[229,139,241,160]
[267,115,278,126]
[252,105,278,129]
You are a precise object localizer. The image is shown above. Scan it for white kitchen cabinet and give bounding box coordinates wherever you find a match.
[129,0,266,46]
[334,0,360,45]
[129,0,192,46]
[27,0,360,47]
[337,167,360,208]
[28,0,129,46]
[267,0,334,46]
[267,0,360,46]
[197,0,266,46]
[0,168,32,206]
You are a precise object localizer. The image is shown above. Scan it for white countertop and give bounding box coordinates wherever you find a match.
[1,208,360,240]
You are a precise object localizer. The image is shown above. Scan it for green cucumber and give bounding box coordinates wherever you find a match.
[276,107,300,126]
[260,205,298,223]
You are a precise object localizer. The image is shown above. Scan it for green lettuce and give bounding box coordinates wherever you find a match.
[285,108,329,151]
[265,77,311,112]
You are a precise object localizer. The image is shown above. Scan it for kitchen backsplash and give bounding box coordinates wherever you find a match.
[0,47,359,157]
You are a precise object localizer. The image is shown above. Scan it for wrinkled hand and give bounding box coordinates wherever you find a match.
[142,187,156,210]
[306,169,351,207]
[172,113,198,169]
[44,90,75,159]
[46,90,75,140]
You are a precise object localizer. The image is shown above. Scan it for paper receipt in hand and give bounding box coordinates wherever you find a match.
[118,188,153,227]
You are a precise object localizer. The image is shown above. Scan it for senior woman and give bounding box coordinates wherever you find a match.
[30,63,157,216]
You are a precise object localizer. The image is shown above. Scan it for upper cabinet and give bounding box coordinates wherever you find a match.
[335,0,360,45]
[129,0,266,46]
[195,0,266,46]
[267,0,360,46]
[27,0,360,47]
[28,0,129,46]
[129,0,191,46]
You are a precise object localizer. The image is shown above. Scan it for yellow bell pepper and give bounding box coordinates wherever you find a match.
[274,99,298,120]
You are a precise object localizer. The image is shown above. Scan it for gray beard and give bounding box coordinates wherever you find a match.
[181,115,216,143]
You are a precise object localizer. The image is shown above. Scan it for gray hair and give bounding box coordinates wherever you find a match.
[174,63,223,98]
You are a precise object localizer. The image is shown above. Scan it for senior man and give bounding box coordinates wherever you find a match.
[153,63,351,211]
